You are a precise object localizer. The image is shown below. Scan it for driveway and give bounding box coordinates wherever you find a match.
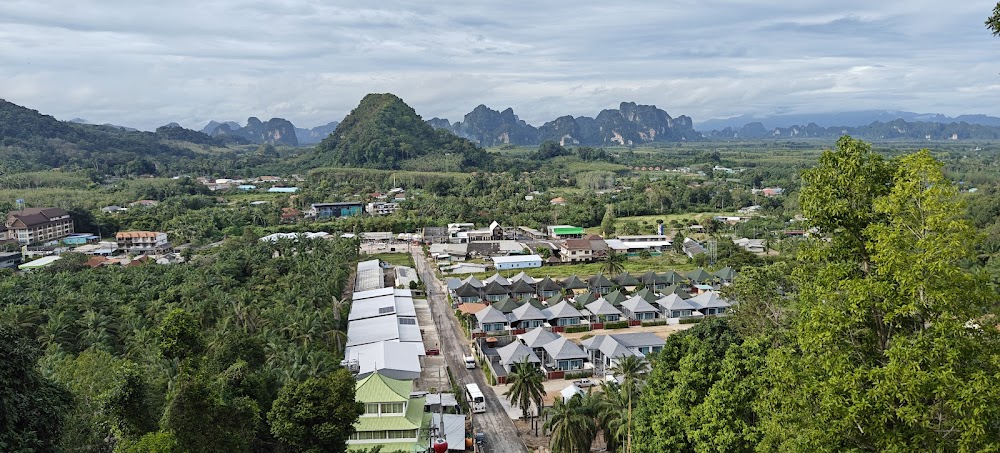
[412,248,529,453]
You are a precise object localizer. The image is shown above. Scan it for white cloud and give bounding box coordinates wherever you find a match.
[0,0,998,130]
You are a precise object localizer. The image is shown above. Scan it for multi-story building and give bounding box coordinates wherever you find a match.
[348,372,429,452]
[116,231,169,254]
[366,201,400,216]
[1,208,74,244]
[307,202,363,219]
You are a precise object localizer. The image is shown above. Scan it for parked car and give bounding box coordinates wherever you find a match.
[573,378,596,388]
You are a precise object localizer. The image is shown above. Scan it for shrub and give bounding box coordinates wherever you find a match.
[564,370,593,380]
[604,321,629,330]
[680,317,704,324]
[565,325,590,334]
[580,334,594,341]
[641,320,667,327]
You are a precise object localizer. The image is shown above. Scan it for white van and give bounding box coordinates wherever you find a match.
[464,356,477,369]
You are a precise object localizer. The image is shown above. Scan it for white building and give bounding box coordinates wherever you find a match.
[491,254,543,270]
[115,231,169,254]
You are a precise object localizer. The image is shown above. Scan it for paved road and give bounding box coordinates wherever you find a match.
[412,248,529,453]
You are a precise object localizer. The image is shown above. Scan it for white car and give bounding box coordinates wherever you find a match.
[573,378,596,388]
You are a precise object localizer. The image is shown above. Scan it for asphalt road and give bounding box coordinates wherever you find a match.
[412,248,529,453]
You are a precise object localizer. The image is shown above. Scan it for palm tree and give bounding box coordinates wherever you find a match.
[504,358,545,432]
[601,251,627,277]
[595,382,628,452]
[609,355,649,453]
[544,394,596,453]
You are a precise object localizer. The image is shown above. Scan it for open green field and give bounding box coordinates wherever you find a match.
[584,211,740,235]
[459,252,696,281]
[368,252,415,268]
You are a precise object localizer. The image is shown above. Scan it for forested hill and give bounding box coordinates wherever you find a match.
[0,99,210,174]
[312,93,490,170]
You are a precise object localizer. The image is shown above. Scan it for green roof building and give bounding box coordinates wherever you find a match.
[348,372,430,452]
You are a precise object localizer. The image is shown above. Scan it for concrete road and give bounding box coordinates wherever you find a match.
[412,248,529,453]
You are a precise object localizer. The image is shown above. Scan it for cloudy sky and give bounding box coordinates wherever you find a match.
[1,1,998,130]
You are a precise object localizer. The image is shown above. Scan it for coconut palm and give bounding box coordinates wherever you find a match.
[596,381,628,452]
[504,357,545,430]
[609,355,649,453]
[544,394,596,453]
[601,251,627,277]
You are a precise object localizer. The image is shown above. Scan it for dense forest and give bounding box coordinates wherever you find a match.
[0,235,360,452]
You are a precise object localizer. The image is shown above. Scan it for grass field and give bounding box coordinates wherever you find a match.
[457,253,698,281]
[584,212,739,235]
[368,253,416,268]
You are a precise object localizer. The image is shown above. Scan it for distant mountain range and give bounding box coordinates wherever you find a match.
[696,110,1000,130]
[428,102,700,147]
[197,119,340,146]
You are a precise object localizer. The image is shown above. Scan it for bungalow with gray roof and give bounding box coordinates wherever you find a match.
[542,337,588,372]
[544,300,585,327]
[688,291,732,316]
[536,277,562,298]
[585,297,622,323]
[474,305,510,333]
[621,295,659,321]
[496,341,541,373]
[453,283,482,304]
[588,274,614,295]
[509,302,548,330]
[560,275,590,295]
[483,281,510,302]
[518,327,561,363]
[656,293,703,322]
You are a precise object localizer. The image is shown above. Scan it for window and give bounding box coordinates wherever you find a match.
[378,306,394,314]
[399,318,416,325]
[381,402,404,414]
[365,403,380,415]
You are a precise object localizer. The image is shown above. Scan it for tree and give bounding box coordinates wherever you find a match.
[544,395,596,453]
[671,230,686,254]
[609,355,648,453]
[535,247,552,259]
[600,251,626,277]
[267,369,364,453]
[161,368,260,453]
[0,323,72,452]
[158,309,203,361]
[759,146,1000,450]
[988,2,1000,35]
[504,358,545,433]
[600,204,616,238]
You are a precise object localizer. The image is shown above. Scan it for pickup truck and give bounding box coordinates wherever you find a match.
[573,378,596,388]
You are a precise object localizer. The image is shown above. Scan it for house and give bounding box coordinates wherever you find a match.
[640,271,669,291]
[734,238,767,254]
[588,274,615,295]
[0,251,23,269]
[518,326,561,364]
[544,301,585,327]
[621,295,660,321]
[509,302,548,330]
[474,305,510,333]
[116,231,169,254]
[509,279,536,300]
[511,271,537,286]
[603,289,628,307]
[492,254,543,270]
[366,202,400,216]
[542,337,588,371]
[280,207,301,223]
[585,298,622,323]
[492,296,521,314]
[574,292,599,305]
[348,372,429,452]
[559,239,594,263]
[550,197,567,206]
[560,275,590,295]
[656,293,703,321]
[546,225,584,240]
[483,273,511,287]
[585,234,609,258]
[1,208,74,244]
[267,186,299,193]
[714,267,738,285]
[496,341,541,373]
[612,272,640,292]
[687,268,714,284]
[682,237,706,258]
[632,288,659,304]
[688,292,732,316]
[62,233,99,246]
[100,205,124,214]
[462,275,484,289]
[465,221,503,242]
[581,333,665,375]
[662,270,688,285]
[453,282,482,304]
[482,281,510,302]
[308,202,363,219]
[535,277,562,298]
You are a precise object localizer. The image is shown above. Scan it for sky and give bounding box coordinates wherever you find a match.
[1,1,999,131]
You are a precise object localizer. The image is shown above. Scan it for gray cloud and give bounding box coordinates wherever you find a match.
[0,0,998,130]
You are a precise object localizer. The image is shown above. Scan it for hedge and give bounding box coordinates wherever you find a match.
[680,317,704,324]
[604,321,629,330]
[641,320,667,327]
[565,325,590,333]
[564,369,594,380]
